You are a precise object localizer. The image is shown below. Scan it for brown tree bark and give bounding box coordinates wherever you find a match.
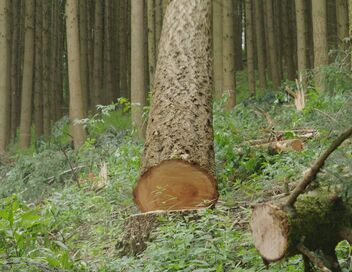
[42,0,51,138]
[254,0,266,90]
[34,0,43,139]
[79,0,88,113]
[212,0,223,99]
[154,0,162,57]
[119,0,128,98]
[281,0,295,81]
[10,0,21,141]
[147,0,156,88]
[19,0,35,149]
[0,0,11,153]
[264,0,280,89]
[223,0,236,109]
[295,0,308,80]
[245,0,255,95]
[134,0,218,212]
[104,0,114,104]
[131,0,146,139]
[336,0,349,48]
[93,0,103,107]
[65,0,87,149]
[312,0,329,91]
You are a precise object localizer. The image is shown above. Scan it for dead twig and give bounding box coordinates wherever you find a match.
[297,244,331,272]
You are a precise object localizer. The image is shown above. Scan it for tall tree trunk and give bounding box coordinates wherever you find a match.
[281,0,296,81]
[245,0,255,95]
[234,0,243,71]
[19,0,35,149]
[42,0,50,138]
[65,0,86,149]
[104,0,114,104]
[223,0,236,109]
[264,0,280,89]
[147,0,156,88]
[336,0,349,48]
[212,0,223,99]
[131,0,146,139]
[350,0,352,67]
[295,0,308,80]
[312,0,329,91]
[34,0,43,139]
[10,0,21,141]
[254,0,266,90]
[119,0,128,98]
[0,0,11,153]
[93,0,103,107]
[79,0,88,113]
[154,0,162,58]
[134,0,218,212]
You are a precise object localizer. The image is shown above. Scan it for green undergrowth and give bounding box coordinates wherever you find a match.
[1,67,352,271]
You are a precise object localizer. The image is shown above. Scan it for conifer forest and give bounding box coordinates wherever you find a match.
[1,0,352,271]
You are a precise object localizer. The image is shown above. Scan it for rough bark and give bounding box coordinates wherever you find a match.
[265,0,280,89]
[254,0,266,90]
[223,0,236,109]
[131,0,146,139]
[312,0,329,92]
[154,0,162,57]
[65,0,87,149]
[133,0,218,212]
[147,0,156,87]
[212,0,223,99]
[0,0,11,153]
[245,0,255,96]
[19,0,35,149]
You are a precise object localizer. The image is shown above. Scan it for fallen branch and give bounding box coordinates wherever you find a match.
[285,126,352,207]
[297,244,331,272]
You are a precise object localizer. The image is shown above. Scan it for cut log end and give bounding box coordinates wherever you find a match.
[133,160,218,212]
[250,204,289,262]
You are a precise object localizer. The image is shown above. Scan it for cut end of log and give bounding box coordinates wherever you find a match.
[133,160,218,212]
[250,204,289,262]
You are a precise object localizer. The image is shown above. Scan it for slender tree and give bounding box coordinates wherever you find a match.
[147,0,156,87]
[19,0,35,149]
[0,0,11,153]
[312,0,329,91]
[223,0,236,109]
[34,0,43,138]
[155,0,162,57]
[119,0,128,98]
[79,0,88,113]
[42,0,50,138]
[295,0,308,80]
[281,0,295,80]
[336,0,349,48]
[254,0,266,90]
[265,0,280,89]
[93,0,103,107]
[65,0,86,149]
[212,0,223,99]
[104,0,114,104]
[245,0,255,95]
[131,0,146,139]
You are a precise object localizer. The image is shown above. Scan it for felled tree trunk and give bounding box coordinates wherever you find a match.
[251,127,352,271]
[251,194,352,265]
[133,0,218,212]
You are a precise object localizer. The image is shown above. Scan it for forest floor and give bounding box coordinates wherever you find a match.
[0,71,352,272]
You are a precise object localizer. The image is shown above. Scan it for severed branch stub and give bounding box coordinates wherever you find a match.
[251,126,352,271]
